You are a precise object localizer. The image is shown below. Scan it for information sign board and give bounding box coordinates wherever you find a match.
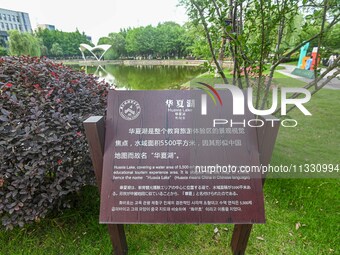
[100,90,265,224]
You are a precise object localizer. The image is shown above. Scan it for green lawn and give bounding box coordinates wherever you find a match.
[283,61,299,66]
[182,65,286,87]
[1,73,339,255]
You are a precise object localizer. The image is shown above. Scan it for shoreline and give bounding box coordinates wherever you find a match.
[57,59,233,68]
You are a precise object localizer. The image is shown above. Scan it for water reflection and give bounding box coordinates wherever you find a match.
[79,64,204,90]
[91,65,117,86]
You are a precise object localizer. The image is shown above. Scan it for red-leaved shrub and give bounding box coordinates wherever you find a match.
[0,56,109,229]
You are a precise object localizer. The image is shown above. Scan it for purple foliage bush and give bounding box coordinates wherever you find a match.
[0,56,108,229]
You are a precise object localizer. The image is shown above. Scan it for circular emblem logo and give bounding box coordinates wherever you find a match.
[119,99,141,120]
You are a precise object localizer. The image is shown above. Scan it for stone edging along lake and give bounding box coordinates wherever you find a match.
[60,59,233,68]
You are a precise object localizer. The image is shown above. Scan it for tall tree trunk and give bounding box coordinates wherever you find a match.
[313,0,328,87]
[261,0,287,109]
[190,0,229,84]
[216,37,227,77]
[255,0,266,109]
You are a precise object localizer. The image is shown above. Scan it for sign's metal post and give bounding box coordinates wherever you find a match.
[231,224,253,255]
[230,115,280,255]
[84,116,128,255]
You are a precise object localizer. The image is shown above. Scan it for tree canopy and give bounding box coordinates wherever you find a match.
[179,0,340,114]
[3,5,339,65]
[8,30,41,57]
[98,22,196,60]
[35,28,92,57]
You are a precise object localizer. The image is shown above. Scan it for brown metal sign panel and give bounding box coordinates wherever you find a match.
[100,90,265,224]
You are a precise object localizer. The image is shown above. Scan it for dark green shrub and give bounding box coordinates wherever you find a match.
[0,46,7,56]
[0,56,109,229]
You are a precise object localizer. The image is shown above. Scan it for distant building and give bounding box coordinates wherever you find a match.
[37,24,56,31]
[0,31,7,46]
[0,8,32,43]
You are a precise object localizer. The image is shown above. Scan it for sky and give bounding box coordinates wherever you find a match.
[0,0,188,44]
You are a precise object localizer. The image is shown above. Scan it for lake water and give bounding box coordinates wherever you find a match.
[75,64,204,90]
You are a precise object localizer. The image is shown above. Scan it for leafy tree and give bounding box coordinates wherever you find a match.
[126,27,145,56]
[0,46,7,56]
[108,33,126,57]
[35,28,91,57]
[123,22,190,59]
[181,22,212,59]
[8,30,41,57]
[155,22,185,58]
[101,22,202,59]
[98,33,126,60]
[127,25,157,58]
[323,23,340,52]
[281,13,304,50]
[37,38,48,56]
[119,28,130,39]
[50,42,63,56]
[180,0,340,113]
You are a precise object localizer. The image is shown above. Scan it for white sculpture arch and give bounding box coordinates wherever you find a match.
[79,44,111,61]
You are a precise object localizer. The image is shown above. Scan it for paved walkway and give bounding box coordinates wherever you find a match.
[277,64,340,90]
